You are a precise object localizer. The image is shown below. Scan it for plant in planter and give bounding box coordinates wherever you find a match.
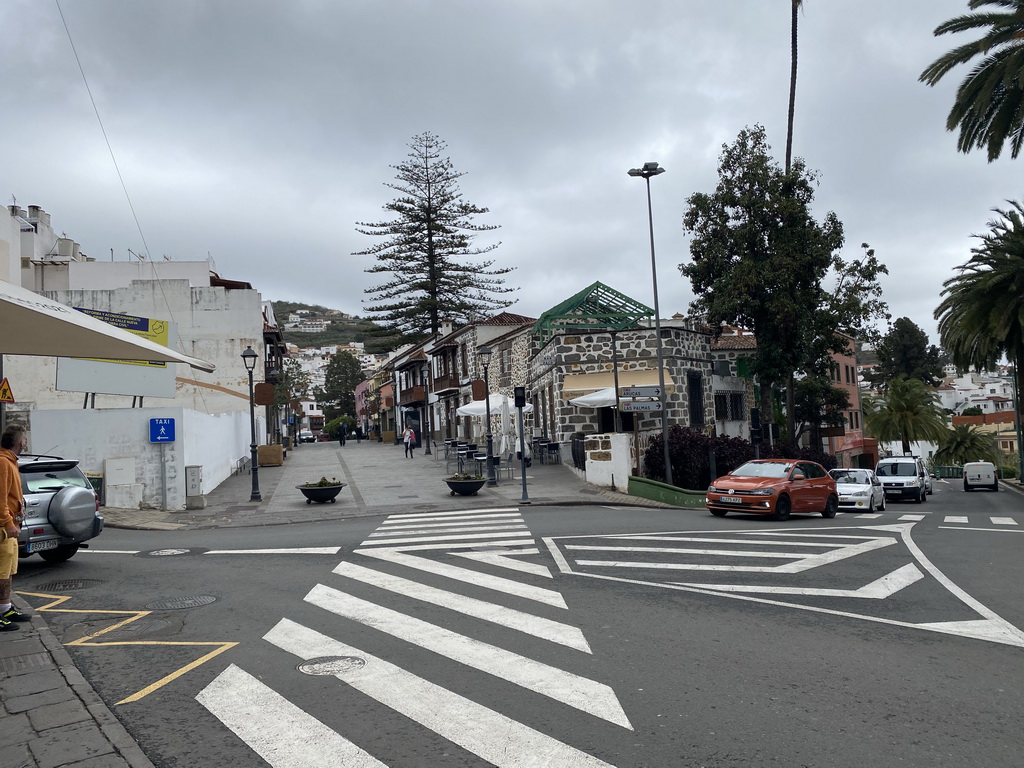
[444,472,486,496]
[297,476,346,504]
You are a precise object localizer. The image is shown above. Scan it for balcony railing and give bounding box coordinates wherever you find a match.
[432,373,460,394]
[399,386,426,406]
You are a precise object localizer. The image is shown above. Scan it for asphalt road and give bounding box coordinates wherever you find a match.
[13,479,1024,767]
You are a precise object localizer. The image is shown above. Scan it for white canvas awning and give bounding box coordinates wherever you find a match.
[561,369,673,396]
[568,387,618,408]
[0,280,215,372]
[456,394,533,416]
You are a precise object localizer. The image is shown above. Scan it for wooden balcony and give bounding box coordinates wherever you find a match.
[399,386,426,406]
[432,373,460,394]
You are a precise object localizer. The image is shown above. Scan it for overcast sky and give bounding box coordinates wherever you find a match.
[3,1,1018,345]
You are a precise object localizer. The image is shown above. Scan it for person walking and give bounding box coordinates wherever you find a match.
[338,424,347,447]
[0,424,29,631]
[403,426,416,458]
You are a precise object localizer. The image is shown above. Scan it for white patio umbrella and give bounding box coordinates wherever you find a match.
[499,397,512,459]
[568,387,617,408]
[0,279,215,371]
[455,394,533,416]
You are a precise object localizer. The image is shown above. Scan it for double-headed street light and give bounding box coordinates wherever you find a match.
[478,345,497,486]
[241,345,262,502]
[627,161,673,487]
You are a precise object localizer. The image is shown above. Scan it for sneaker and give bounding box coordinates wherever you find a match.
[1,607,29,623]
[0,618,19,632]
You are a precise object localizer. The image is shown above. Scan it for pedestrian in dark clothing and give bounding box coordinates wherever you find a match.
[338,425,346,446]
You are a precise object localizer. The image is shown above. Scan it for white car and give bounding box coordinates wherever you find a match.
[829,468,885,512]
[963,461,998,492]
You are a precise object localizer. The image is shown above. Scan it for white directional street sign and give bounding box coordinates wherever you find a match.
[620,386,662,398]
[620,401,662,412]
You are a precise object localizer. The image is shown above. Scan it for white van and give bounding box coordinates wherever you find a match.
[876,456,929,503]
[963,461,998,492]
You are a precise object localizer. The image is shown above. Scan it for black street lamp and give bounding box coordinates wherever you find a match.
[628,161,673,487]
[478,345,497,486]
[241,345,262,502]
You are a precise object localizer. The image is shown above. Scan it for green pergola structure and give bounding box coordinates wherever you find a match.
[532,281,653,344]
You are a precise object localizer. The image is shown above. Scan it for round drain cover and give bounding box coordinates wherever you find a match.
[145,595,217,610]
[36,578,103,592]
[297,656,366,676]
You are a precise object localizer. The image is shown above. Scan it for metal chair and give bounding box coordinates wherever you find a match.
[546,442,560,465]
[493,456,514,480]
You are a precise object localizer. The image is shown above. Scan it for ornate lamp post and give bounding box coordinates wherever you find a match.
[627,160,673,487]
[478,345,497,486]
[241,345,262,502]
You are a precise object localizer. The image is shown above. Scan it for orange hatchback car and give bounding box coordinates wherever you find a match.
[706,459,838,521]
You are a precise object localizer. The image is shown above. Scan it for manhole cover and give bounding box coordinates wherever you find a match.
[36,579,103,592]
[135,548,208,558]
[145,595,216,610]
[297,656,366,676]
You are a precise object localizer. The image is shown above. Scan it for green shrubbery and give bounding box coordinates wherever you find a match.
[643,426,837,491]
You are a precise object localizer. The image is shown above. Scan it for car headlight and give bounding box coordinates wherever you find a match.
[849,490,869,498]
[707,485,718,493]
[748,488,774,496]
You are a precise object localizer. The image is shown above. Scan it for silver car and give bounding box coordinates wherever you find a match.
[828,468,886,512]
[17,455,104,563]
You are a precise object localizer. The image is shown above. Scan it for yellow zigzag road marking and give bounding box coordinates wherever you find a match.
[18,591,237,705]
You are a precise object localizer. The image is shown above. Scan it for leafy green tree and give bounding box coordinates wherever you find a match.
[920,1,1024,161]
[681,126,888,442]
[793,375,851,446]
[862,375,949,455]
[934,423,999,465]
[313,352,364,422]
[866,317,945,387]
[961,405,985,416]
[356,131,516,346]
[935,200,1024,475]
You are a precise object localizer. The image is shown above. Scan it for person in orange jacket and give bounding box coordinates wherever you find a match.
[0,424,29,631]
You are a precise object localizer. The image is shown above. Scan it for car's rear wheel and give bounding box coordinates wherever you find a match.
[710,508,728,517]
[993,481,999,492]
[822,494,838,519]
[38,544,80,563]
[964,481,971,492]
[774,496,791,521]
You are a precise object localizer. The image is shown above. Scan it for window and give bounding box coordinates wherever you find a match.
[715,391,745,421]
[687,371,705,426]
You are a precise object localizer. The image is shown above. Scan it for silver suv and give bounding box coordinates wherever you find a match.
[17,455,104,563]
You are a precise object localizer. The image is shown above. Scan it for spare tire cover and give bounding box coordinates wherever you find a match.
[47,486,96,539]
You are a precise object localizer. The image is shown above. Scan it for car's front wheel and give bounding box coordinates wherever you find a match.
[774,496,791,521]
[38,544,80,563]
[822,494,838,519]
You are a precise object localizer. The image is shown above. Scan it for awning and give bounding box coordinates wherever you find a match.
[456,394,533,416]
[568,387,618,408]
[561,369,673,396]
[0,279,216,372]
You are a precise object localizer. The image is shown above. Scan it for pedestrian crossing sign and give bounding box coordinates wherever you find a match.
[0,378,14,403]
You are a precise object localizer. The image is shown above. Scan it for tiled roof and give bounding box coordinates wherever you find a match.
[711,335,757,350]
[477,312,537,326]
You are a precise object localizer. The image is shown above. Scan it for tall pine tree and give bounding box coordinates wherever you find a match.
[355,132,516,346]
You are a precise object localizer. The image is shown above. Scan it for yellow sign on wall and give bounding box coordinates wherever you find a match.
[74,308,169,367]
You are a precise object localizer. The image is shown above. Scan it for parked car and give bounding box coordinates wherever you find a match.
[298,430,315,443]
[706,459,838,521]
[17,455,103,563]
[875,456,929,503]
[828,468,886,512]
[963,461,999,492]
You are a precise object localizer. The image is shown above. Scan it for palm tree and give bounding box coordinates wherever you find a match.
[863,375,949,455]
[785,0,803,173]
[934,423,1000,466]
[919,1,1024,161]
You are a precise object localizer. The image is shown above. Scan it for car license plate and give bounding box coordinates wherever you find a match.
[28,539,60,553]
[720,496,742,503]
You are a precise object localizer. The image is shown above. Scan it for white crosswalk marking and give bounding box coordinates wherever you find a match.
[265,619,619,768]
[453,548,554,578]
[855,513,883,519]
[944,516,969,524]
[305,583,631,728]
[196,664,388,768]
[357,530,535,547]
[898,514,926,521]
[377,513,523,529]
[992,517,1018,526]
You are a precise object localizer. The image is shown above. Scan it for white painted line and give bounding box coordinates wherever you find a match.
[203,547,343,555]
[594,535,838,548]
[360,538,535,553]
[353,548,567,608]
[264,620,617,768]
[357,531,536,547]
[855,513,883,519]
[674,563,924,598]
[991,517,1018,526]
[77,549,140,554]
[331,561,591,652]
[378,514,523,529]
[386,507,520,521]
[305,584,629,728]
[368,524,528,537]
[566,545,801,559]
[453,550,553,579]
[944,516,969,524]
[898,514,926,521]
[938,526,1024,534]
[196,663,387,768]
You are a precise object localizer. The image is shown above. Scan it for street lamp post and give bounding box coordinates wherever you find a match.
[241,346,262,502]
[478,345,497,486]
[628,161,673,487]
